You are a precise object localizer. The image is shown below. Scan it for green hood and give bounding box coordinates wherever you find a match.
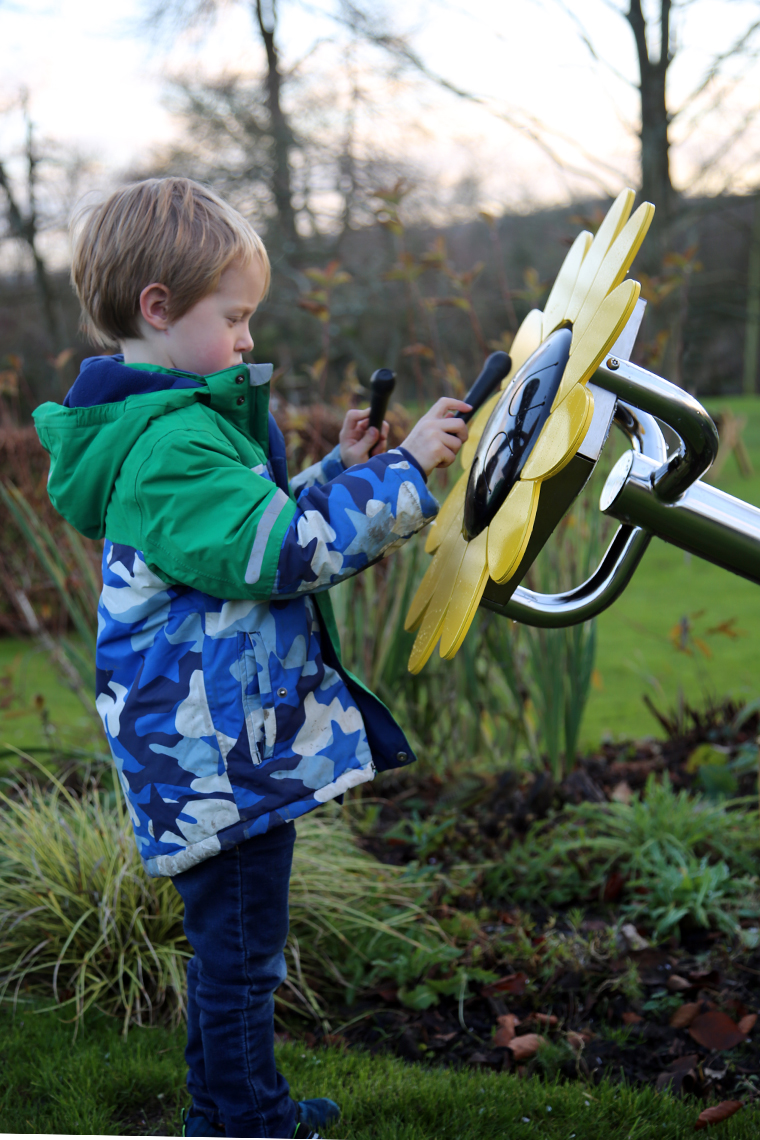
[33,359,273,541]
[34,388,207,539]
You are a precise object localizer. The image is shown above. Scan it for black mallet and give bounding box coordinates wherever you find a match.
[368,368,396,456]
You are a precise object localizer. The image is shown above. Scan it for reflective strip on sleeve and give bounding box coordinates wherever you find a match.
[245,488,291,584]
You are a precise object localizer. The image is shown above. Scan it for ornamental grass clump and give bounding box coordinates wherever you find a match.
[0,765,188,1032]
[0,760,455,1032]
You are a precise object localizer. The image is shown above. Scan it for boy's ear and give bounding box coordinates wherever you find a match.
[139,283,172,331]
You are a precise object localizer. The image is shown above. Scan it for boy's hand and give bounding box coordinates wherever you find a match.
[339,408,390,467]
[400,398,471,476]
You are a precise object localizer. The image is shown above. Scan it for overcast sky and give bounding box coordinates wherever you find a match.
[3,0,760,216]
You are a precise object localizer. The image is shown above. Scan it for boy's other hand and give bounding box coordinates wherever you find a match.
[339,408,390,467]
[401,399,471,476]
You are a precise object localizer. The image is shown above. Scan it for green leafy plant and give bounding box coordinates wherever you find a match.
[622,846,745,941]
[331,538,526,775]
[485,775,760,939]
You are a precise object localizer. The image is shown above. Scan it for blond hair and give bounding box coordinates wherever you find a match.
[71,177,270,347]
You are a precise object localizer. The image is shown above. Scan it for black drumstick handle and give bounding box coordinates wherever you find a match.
[455,351,512,423]
[368,368,396,432]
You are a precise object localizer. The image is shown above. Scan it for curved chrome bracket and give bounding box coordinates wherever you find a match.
[495,524,651,628]
[486,397,667,627]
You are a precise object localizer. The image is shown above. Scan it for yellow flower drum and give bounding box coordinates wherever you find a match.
[404,188,654,673]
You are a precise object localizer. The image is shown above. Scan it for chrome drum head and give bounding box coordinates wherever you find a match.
[463,328,572,540]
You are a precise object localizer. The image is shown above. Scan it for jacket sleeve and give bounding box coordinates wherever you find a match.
[133,427,438,600]
[289,443,346,495]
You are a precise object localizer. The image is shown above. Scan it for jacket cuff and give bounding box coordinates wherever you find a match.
[397,446,427,483]
[321,443,346,482]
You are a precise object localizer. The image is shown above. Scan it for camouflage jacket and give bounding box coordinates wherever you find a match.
[34,356,438,876]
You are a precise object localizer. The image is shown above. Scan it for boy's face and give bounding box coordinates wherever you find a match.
[161,258,267,375]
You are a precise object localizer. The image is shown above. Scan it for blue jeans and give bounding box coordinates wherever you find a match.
[172,822,298,1139]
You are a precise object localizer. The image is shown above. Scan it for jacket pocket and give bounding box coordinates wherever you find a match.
[239,631,276,763]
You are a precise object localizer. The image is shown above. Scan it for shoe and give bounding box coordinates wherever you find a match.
[181,1106,226,1136]
[292,1097,341,1138]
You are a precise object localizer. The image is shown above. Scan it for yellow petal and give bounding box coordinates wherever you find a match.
[408,532,468,673]
[505,308,544,376]
[564,189,635,324]
[439,529,489,659]
[520,383,594,482]
[553,279,640,407]
[486,479,540,585]
[460,389,502,471]
[405,520,462,631]
[425,472,467,553]
[571,202,654,344]
[542,231,593,339]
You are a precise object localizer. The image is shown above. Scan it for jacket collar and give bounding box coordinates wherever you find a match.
[63,355,273,410]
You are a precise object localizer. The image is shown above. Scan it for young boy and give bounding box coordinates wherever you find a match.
[33,177,469,1139]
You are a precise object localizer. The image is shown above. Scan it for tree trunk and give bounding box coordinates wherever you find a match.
[625,0,674,244]
[743,194,760,394]
[0,161,62,350]
[254,0,299,255]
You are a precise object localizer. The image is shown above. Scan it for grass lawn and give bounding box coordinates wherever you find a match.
[581,394,760,748]
[1,1005,758,1138]
[0,637,103,768]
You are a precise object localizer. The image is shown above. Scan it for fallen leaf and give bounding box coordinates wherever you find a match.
[493,1014,520,1047]
[532,1012,558,1027]
[669,1054,700,1072]
[667,974,693,992]
[603,870,625,902]
[671,1003,701,1029]
[482,972,528,997]
[738,1013,757,1035]
[688,1010,746,1052]
[509,1033,545,1061]
[694,1100,743,1130]
[622,1011,643,1025]
[610,780,633,804]
[621,922,650,951]
[687,969,720,988]
[656,1066,698,1095]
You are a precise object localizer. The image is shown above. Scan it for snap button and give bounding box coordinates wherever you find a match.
[236,395,245,406]
[235,375,245,384]
[396,751,408,763]
[277,687,288,698]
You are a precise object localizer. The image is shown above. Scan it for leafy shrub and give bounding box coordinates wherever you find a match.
[622,847,746,940]
[484,775,760,940]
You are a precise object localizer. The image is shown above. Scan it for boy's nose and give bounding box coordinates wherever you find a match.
[236,328,254,352]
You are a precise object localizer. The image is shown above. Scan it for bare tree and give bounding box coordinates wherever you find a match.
[255,0,298,251]
[145,0,303,259]
[0,100,63,349]
[625,0,673,229]
[556,0,760,242]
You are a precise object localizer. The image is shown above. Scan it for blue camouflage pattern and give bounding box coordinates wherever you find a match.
[94,384,438,876]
